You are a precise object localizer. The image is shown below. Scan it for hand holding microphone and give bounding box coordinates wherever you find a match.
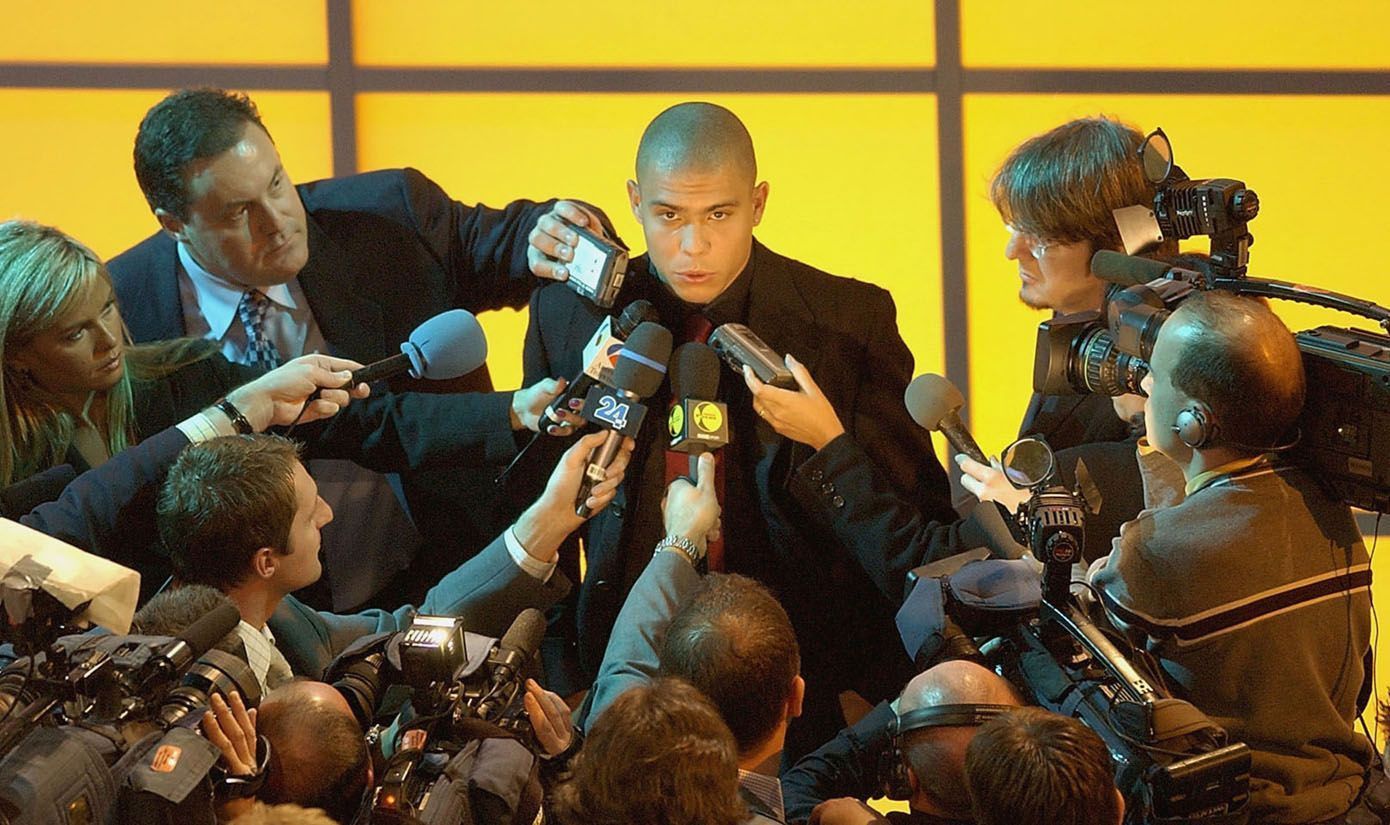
[904,374,1029,513]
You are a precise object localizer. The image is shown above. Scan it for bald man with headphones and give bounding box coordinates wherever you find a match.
[1086,291,1373,825]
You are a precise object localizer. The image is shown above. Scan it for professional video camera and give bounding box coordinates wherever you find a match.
[902,437,1251,824]
[324,608,549,825]
[0,602,259,825]
[1033,127,1390,512]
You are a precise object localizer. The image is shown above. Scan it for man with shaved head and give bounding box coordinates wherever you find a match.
[524,102,955,759]
[782,660,1022,824]
[1089,292,1373,823]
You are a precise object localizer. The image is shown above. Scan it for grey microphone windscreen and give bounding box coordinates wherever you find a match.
[904,373,964,431]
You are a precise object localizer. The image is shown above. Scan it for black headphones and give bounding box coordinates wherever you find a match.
[880,704,1014,801]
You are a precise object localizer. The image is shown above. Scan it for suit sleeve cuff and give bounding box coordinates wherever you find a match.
[506,525,557,583]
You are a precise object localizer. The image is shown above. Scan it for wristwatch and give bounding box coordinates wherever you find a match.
[214,397,254,435]
[654,533,705,566]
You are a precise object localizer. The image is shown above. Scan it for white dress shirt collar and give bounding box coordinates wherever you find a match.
[178,242,300,341]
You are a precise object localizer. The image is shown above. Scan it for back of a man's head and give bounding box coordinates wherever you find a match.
[257,680,368,823]
[635,101,756,184]
[659,573,800,755]
[229,802,339,825]
[551,677,746,825]
[991,116,1156,251]
[897,660,1023,818]
[965,707,1121,825]
[158,434,300,590]
[134,88,269,219]
[1166,291,1305,451]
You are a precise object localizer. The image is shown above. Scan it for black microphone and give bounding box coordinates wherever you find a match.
[1090,250,1178,288]
[667,342,727,480]
[576,321,673,516]
[545,299,658,424]
[474,608,546,721]
[140,602,241,688]
[904,374,989,466]
[348,309,488,386]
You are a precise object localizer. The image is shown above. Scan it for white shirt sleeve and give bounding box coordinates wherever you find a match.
[505,526,557,583]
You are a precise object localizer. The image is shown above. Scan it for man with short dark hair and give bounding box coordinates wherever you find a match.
[782,660,1022,825]
[1084,292,1373,823]
[964,707,1122,825]
[111,88,602,610]
[157,428,632,687]
[525,100,954,757]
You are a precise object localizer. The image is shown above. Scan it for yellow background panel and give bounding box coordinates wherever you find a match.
[353,1,933,68]
[0,90,334,261]
[962,1,1390,69]
[357,92,943,390]
[1,1,326,65]
[963,94,1390,458]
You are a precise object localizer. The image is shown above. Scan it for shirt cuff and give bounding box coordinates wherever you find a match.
[505,526,557,583]
[175,409,237,443]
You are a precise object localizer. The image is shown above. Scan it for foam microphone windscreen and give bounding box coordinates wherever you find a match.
[669,342,721,400]
[1090,250,1172,288]
[403,309,489,380]
[615,299,659,339]
[499,608,547,660]
[175,602,242,663]
[904,373,965,432]
[613,321,673,398]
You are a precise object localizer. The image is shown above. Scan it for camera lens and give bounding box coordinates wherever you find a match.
[156,649,260,728]
[1071,328,1149,396]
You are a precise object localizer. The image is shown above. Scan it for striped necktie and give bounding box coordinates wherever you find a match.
[237,288,282,370]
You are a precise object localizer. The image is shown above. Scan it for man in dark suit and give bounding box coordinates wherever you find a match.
[107,89,596,610]
[524,101,956,759]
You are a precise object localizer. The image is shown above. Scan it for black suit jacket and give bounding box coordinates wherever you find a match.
[109,168,561,587]
[522,239,955,710]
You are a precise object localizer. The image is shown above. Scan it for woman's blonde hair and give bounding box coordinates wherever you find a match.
[0,220,213,485]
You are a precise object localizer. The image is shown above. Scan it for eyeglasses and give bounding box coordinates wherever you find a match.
[1006,225,1054,259]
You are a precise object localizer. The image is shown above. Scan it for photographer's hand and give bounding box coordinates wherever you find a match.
[956,454,1030,514]
[661,452,722,550]
[523,678,575,757]
[527,200,608,281]
[201,691,257,776]
[742,354,846,450]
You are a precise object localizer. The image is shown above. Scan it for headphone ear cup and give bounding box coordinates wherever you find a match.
[1174,407,1210,449]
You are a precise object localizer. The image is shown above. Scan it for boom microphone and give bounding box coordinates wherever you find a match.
[546,299,658,423]
[575,321,673,516]
[1090,250,1179,288]
[475,608,546,721]
[904,374,989,466]
[140,601,241,688]
[349,309,488,386]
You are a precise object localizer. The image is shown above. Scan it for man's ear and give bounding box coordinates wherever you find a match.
[787,674,805,720]
[250,547,277,580]
[751,180,769,227]
[154,208,187,243]
[626,179,642,223]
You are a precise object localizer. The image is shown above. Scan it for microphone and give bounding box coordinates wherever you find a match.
[576,321,673,516]
[140,602,241,688]
[348,309,488,386]
[904,374,989,466]
[545,299,658,424]
[475,608,546,721]
[666,343,728,478]
[1090,250,1180,288]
